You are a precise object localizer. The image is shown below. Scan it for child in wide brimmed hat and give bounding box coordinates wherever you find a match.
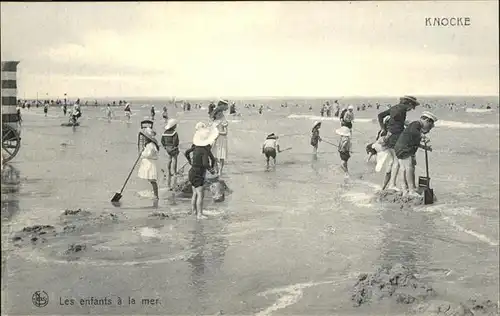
[394,111,437,196]
[161,118,180,190]
[311,121,322,156]
[262,133,281,168]
[336,126,352,178]
[184,123,219,219]
[137,127,160,199]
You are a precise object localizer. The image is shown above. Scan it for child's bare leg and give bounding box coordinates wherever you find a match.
[266,157,270,168]
[191,188,197,215]
[171,155,178,187]
[219,159,225,176]
[151,181,159,199]
[166,156,173,187]
[195,186,205,218]
[172,155,178,175]
[391,160,400,188]
[402,170,409,192]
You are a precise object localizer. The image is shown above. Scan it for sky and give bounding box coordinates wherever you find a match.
[1,1,498,99]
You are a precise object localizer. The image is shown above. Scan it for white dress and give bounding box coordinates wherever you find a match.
[212,120,228,160]
[137,142,159,181]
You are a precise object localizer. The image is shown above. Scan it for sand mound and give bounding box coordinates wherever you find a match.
[62,243,88,261]
[374,190,425,209]
[351,263,436,307]
[411,299,499,316]
[11,225,57,246]
[149,212,171,219]
[173,178,230,202]
[352,264,499,315]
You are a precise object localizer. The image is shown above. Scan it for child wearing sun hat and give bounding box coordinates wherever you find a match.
[262,133,282,168]
[137,127,160,199]
[184,123,219,219]
[336,126,352,178]
[161,118,180,190]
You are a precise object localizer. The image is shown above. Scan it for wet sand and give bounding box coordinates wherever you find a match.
[2,102,498,315]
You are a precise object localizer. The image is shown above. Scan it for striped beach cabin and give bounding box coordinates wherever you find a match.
[2,61,22,163]
[1,61,21,128]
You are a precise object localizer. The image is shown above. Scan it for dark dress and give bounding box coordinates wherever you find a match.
[310,128,320,147]
[184,145,216,188]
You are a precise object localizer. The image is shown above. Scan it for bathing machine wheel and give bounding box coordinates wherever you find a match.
[2,124,21,163]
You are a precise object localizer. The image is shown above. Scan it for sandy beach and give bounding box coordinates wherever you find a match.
[1,100,498,315]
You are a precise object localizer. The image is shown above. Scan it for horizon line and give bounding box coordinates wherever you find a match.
[19,94,500,100]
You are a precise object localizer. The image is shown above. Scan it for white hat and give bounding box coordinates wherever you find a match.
[195,122,206,130]
[165,118,178,130]
[193,125,219,146]
[348,105,354,110]
[421,111,438,122]
[313,121,321,128]
[335,126,351,136]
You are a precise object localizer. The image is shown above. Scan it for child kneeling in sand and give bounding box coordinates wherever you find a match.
[137,128,160,199]
[336,126,352,178]
[262,133,281,168]
[184,122,218,219]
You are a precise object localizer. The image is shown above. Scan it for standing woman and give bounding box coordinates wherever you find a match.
[184,123,218,219]
[211,99,229,176]
[137,127,160,199]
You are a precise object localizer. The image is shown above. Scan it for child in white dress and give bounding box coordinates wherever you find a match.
[211,100,229,176]
[137,128,160,199]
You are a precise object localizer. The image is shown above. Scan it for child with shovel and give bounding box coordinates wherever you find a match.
[137,128,160,199]
[262,133,288,169]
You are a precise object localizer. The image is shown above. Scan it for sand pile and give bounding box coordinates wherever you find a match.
[173,178,230,202]
[351,263,499,316]
[11,209,120,260]
[11,225,57,246]
[374,190,425,209]
[352,263,436,306]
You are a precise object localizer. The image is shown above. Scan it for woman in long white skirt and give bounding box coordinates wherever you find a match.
[137,127,160,199]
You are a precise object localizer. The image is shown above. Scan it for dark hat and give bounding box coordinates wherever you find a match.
[400,95,420,106]
[266,133,277,139]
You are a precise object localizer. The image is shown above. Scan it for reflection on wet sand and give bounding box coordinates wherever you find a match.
[379,208,434,274]
[1,164,21,220]
[187,220,228,314]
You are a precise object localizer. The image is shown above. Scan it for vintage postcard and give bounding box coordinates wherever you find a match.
[1,1,498,315]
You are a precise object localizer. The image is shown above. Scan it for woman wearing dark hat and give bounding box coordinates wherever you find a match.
[211,99,230,176]
[377,95,420,191]
[184,123,219,219]
[137,127,160,199]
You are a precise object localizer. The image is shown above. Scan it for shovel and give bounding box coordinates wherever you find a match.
[279,147,292,153]
[418,146,434,205]
[111,154,142,202]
